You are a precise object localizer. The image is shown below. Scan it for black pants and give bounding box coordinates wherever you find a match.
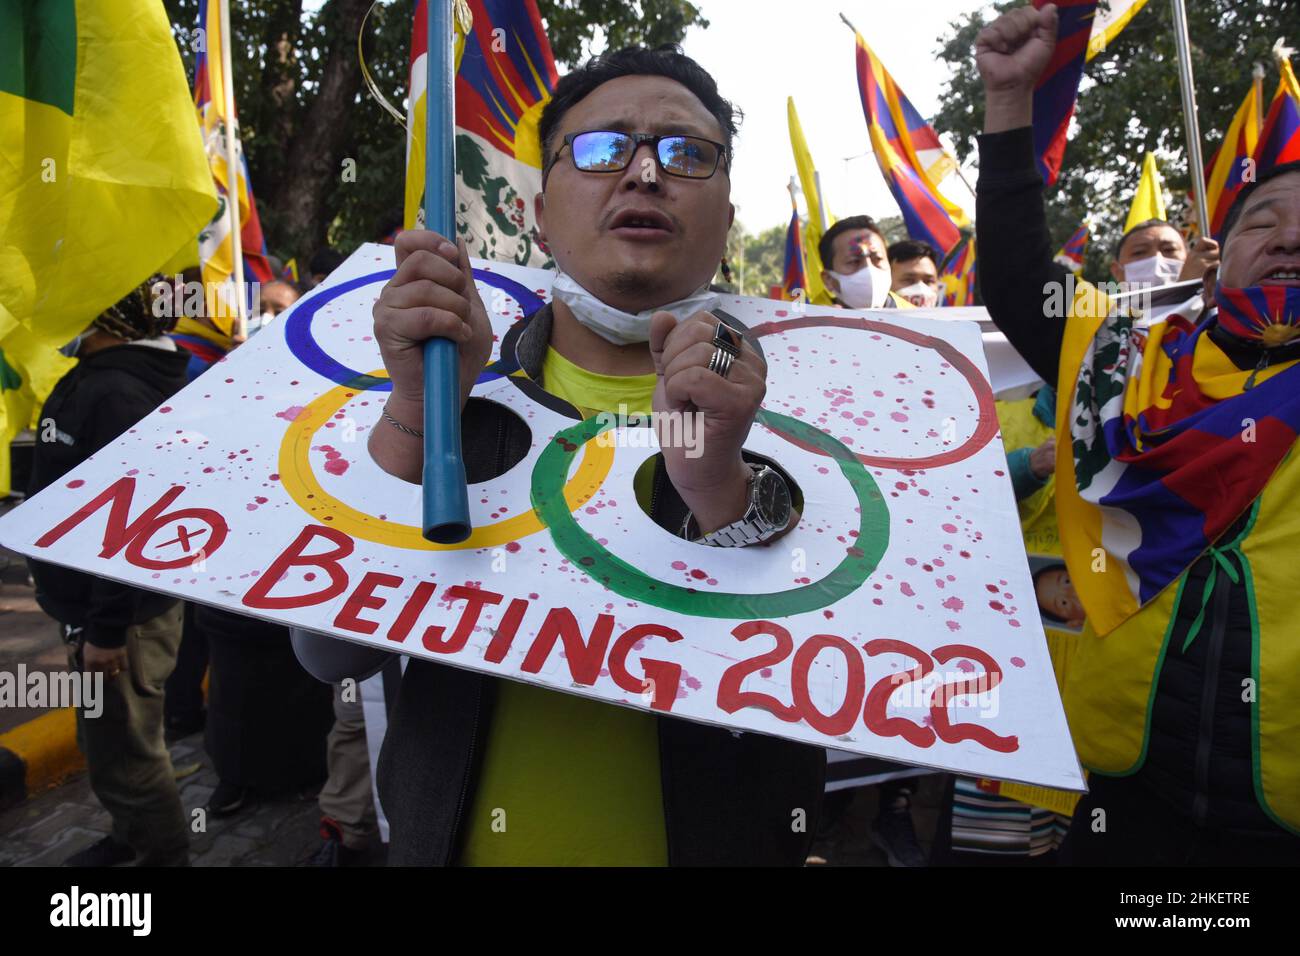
[1060,774,1300,866]
[164,602,208,726]
[197,605,333,794]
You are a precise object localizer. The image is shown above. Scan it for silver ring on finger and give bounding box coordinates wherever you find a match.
[707,345,735,380]
[712,321,742,357]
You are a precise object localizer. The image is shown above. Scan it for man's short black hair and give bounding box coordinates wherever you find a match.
[1113,218,1180,260]
[818,215,885,270]
[1219,160,1300,252]
[538,45,740,171]
[887,239,939,268]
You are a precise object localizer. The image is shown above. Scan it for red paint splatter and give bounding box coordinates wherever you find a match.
[942,596,964,612]
[66,479,85,489]
[1010,656,1025,668]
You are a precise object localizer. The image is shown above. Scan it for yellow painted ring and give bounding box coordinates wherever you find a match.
[278,374,615,550]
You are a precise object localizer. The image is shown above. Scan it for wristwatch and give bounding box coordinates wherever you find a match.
[680,463,793,547]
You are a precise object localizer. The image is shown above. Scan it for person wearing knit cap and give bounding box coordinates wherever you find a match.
[27,275,194,866]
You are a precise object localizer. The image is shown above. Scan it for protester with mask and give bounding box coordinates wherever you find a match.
[888,239,941,307]
[818,215,911,309]
[245,277,302,338]
[976,2,1300,864]
[1109,217,1219,288]
[292,45,823,866]
[27,277,193,867]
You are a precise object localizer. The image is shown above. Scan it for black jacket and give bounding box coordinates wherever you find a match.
[27,341,191,648]
[297,304,826,866]
[976,127,1300,838]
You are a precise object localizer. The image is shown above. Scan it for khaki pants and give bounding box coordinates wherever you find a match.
[72,603,190,866]
[317,683,377,848]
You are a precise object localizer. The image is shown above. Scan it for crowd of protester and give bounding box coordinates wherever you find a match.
[12,2,1300,867]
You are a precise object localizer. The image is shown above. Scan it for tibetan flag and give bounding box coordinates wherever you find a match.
[1203,83,1261,238]
[781,207,808,303]
[853,33,967,257]
[193,0,273,335]
[1124,152,1166,231]
[0,0,217,352]
[406,0,558,267]
[1086,0,1149,61]
[787,97,834,306]
[939,234,977,307]
[1254,54,1300,174]
[1054,223,1089,275]
[1031,0,1099,186]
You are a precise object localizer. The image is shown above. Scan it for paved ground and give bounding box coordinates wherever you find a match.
[0,729,337,867]
[0,540,65,736]
[0,728,942,866]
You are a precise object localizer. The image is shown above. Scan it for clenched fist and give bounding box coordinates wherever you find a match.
[369,230,494,482]
[977,3,1059,134]
[649,311,766,535]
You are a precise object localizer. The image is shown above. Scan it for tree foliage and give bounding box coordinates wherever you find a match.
[162,0,706,264]
[934,0,1297,281]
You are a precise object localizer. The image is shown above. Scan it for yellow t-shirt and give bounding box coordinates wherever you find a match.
[457,346,668,866]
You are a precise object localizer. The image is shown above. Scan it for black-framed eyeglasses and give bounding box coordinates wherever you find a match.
[543,130,730,187]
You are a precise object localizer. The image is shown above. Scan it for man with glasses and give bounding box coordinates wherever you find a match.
[293,46,824,866]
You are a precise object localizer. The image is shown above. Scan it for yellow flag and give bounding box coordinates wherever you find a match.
[0,330,77,497]
[787,98,834,306]
[1124,152,1167,232]
[0,0,218,352]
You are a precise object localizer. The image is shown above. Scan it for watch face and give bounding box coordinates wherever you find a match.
[755,469,792,529]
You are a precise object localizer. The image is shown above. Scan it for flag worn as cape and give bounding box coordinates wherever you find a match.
[852,32,966,256]
[0,0,217,351]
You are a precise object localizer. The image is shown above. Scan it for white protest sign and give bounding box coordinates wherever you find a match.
[0,244,1083,790]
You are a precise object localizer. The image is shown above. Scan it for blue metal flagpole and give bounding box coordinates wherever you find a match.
[421,0,471,543]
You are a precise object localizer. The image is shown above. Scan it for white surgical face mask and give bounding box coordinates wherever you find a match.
[897,281,939,308]
[829,265,891,309]
[1123,254,1183,288]
[550,272,721,345]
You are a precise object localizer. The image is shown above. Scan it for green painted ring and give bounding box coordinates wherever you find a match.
[529,409,890,618]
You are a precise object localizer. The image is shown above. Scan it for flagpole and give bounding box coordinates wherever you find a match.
[421,0,471,543]
[1170,0,1211,237]
[1253,61,1266,130]
[217,0,247,340]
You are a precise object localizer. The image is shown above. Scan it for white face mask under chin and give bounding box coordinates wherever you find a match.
[1123,254,1184,288]
[550,272,721,345]
[829,265,891,309]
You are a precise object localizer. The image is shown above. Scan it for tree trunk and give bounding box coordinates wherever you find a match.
[255,0,304,212]
[277,0,370,260]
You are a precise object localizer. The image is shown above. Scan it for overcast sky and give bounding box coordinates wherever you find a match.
[679,0,992,232]
[311,0,994,233]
